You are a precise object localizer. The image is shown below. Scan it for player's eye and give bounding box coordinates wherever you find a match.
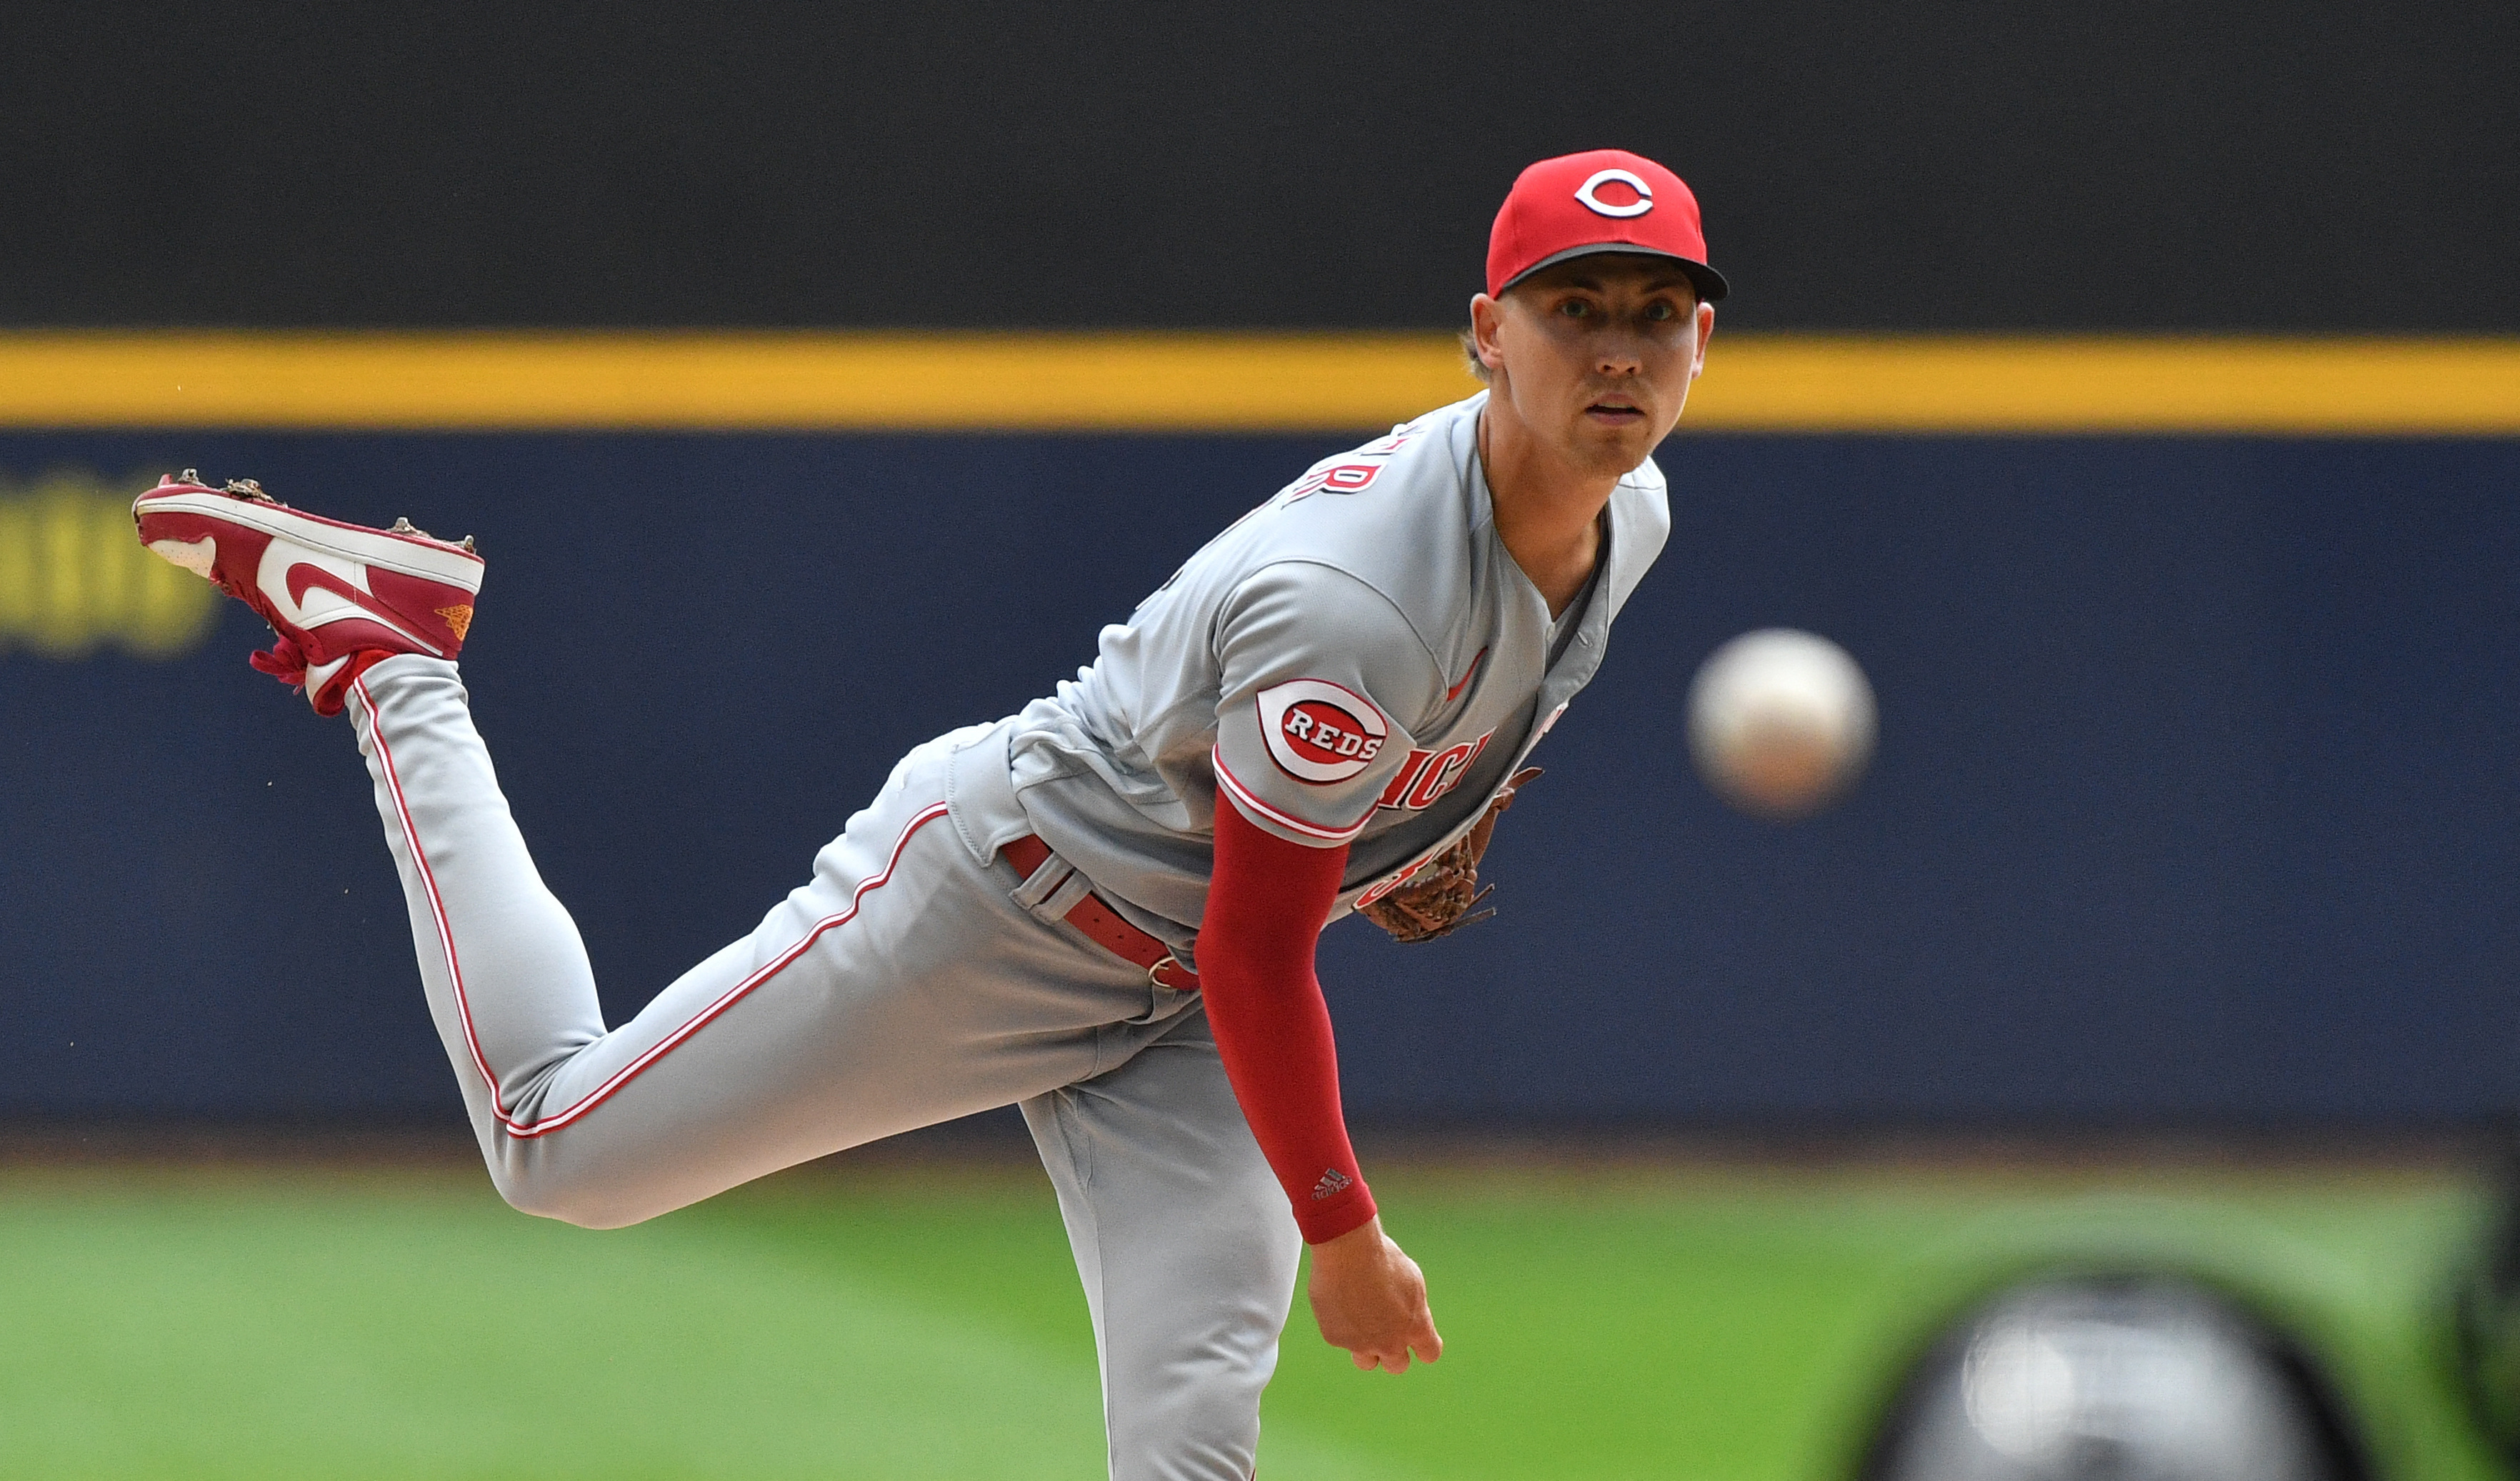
[1644,301,1676,322]
[1558,298,1591,318]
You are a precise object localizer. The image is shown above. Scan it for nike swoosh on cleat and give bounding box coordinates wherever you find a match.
[285,562,444,654]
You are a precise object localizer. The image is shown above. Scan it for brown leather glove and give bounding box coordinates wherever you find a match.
[1356,767,1542,944]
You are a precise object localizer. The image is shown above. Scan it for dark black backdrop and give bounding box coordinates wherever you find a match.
[4,1,2514,331]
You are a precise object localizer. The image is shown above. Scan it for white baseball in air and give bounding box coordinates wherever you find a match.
[1687,629,1877,819]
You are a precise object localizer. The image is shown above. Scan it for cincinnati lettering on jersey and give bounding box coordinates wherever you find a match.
[1375,730,1493,812]
[1255,677,1389,784]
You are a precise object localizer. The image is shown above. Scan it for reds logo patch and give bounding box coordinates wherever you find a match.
[1256,678,1389,784]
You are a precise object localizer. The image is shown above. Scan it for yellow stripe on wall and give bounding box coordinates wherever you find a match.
[1693,336,2520,434]
[0,331,2514,434]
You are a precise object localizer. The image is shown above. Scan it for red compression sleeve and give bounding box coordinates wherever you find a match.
[1200,797,1377,1244]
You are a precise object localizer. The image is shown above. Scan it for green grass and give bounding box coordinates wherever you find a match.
[0,1157,2500,1479]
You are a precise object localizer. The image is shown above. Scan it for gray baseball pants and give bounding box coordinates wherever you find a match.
[344,655,1302,1481]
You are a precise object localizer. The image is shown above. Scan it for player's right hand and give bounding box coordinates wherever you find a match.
[1306,1215,1443,1372]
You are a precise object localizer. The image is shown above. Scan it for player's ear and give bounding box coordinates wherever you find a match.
[1469,294,1506,376]
[1689,300,1714,381]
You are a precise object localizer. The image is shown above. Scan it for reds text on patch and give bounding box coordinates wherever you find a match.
[1255,678,1389,784]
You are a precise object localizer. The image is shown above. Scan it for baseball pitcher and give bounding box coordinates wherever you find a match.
[134,149,1725,1480]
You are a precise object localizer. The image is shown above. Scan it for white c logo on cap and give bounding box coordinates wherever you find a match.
[1574,168,1654,219]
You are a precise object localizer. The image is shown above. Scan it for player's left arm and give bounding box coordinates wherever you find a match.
[1199,561,1446,1371]
[1202,797,1441,1372]
[1200,800,1375,1242]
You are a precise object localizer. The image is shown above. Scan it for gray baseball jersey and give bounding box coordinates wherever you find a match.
[999,389,1669,950]
[311,388,1668,1480]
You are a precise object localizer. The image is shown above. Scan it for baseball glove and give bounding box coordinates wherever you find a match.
[1357,767,1543,944]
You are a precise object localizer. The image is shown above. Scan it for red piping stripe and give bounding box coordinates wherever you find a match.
[1212,744,1369,846]
[355,672,949,1140]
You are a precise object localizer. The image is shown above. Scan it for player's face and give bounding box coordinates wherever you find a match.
[1473,256,1714,477]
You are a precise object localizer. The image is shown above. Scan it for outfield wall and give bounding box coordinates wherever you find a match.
[4,338,2514,1125]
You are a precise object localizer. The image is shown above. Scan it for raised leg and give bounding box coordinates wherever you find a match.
[348,654,1144,1227]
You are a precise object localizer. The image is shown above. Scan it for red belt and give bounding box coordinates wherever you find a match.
[1002,835,1200,992]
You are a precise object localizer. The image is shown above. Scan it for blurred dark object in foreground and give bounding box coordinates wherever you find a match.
[2454,1144,2520,1469]
[1863,1277,2368,1481]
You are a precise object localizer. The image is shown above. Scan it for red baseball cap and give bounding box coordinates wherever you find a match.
[1486,149,1729,304]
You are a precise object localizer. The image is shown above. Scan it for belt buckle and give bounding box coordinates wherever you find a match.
[1149,954,1193,992]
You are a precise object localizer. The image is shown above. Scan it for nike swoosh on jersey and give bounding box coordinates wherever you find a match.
[1444,647,1487,702]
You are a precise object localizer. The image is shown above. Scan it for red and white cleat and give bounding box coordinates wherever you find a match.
[133,470,485,716]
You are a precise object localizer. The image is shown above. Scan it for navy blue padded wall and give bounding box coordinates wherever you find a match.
[3,431,2514,1122]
